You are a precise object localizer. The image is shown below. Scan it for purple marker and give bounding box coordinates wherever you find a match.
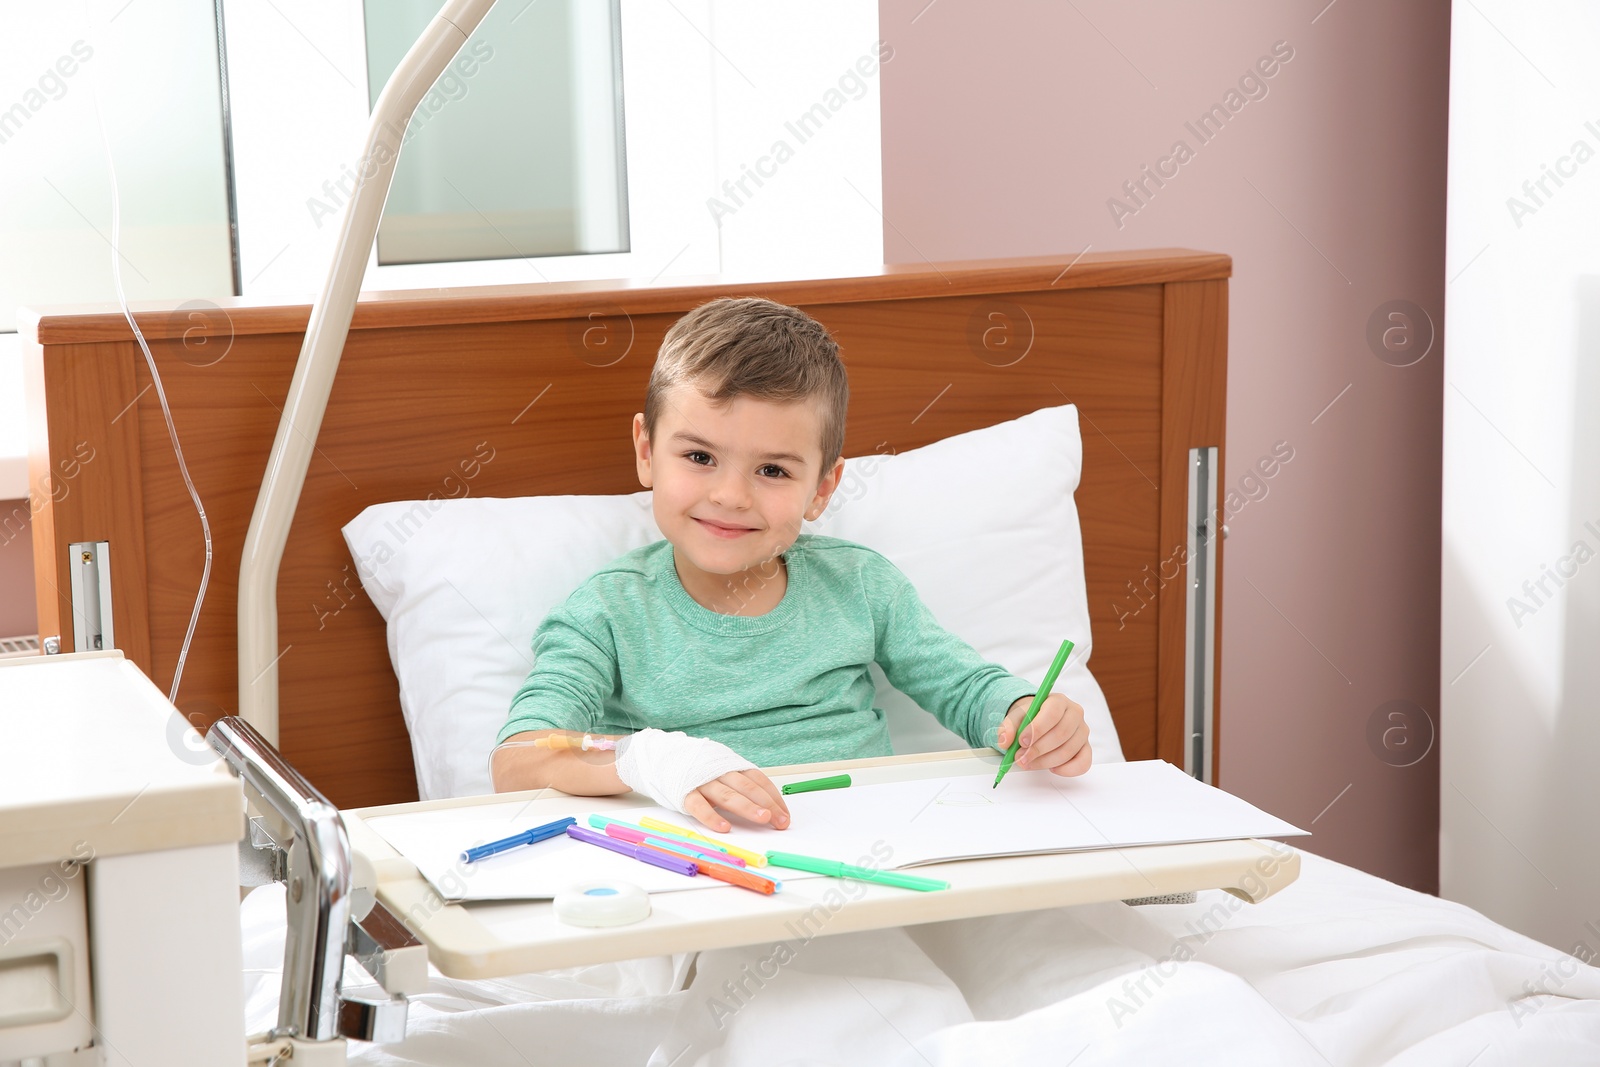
[564,825,698,877]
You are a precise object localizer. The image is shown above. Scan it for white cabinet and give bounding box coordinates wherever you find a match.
[0,651,245,1065]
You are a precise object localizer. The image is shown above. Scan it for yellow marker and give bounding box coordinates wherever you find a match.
[638,816,768,868]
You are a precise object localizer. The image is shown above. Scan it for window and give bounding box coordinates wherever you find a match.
[0,1,883,319]
[360,0,628,266]
[0,3,234,333]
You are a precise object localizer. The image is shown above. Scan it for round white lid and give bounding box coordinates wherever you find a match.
[553,880,651,927]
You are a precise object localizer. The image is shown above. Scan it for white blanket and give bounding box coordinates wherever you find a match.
[240,850,1600,1065]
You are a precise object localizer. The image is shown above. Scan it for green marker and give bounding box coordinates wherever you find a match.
[766,850,948,892]
[993,638,1075,788]
[781,773,852,796]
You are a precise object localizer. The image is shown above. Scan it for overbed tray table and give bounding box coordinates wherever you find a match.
[346,750,1301,980]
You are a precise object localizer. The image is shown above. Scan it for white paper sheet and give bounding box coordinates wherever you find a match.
[365,760,1307,901]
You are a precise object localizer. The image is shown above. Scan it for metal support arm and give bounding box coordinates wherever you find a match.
[208,716,425,1057]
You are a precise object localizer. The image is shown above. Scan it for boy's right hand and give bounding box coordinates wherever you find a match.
[683,769,791,834]
[611,728,790,832]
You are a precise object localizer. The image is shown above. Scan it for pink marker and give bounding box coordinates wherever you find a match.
[601,823,748,867]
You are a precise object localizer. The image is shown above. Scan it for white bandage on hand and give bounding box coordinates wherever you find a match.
[613,728,756,813]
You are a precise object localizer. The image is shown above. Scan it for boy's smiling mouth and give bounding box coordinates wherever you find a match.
[695,517,757,537]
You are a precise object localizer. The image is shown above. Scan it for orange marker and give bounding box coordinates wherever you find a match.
[631,839,780,895]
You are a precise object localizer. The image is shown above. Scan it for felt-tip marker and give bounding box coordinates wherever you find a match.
[460,816,576,864]
[564,824,698,877]
[993,638,1075,788]
[781,773,852,795]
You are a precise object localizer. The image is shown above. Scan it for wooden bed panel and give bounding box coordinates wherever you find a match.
[24,251,1228,809]
[25,339,154,672]
[813,288,1165,760]
[285,316,666,801]
[1158,279,1230,782]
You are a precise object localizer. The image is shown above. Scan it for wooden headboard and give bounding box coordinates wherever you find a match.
[23,249,1229,809]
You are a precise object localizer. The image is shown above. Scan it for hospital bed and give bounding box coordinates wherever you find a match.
[21,246,1600,1062]
[20,246,1600,1063]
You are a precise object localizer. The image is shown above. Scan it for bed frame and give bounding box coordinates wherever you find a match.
[22,249,1229,809]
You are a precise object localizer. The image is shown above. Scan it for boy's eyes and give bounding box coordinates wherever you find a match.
[682,451,789,479]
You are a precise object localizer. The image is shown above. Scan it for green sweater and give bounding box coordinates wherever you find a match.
[498,533,1039,767]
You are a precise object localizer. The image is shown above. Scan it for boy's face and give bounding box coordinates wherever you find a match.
[633,384,845,585]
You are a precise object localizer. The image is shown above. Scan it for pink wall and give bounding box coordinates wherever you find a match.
[0,498,37,638]
[879,0,1448,892]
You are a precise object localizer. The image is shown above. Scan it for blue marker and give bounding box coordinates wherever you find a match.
[460,816,577,864]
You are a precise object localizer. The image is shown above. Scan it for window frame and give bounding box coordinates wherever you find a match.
[219,0,721,298]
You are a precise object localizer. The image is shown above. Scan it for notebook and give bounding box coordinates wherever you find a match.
[366,760,1307,902]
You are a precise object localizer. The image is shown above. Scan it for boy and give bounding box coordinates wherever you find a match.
[490,297,1091,831]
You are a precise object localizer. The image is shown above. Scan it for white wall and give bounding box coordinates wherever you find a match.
[1443,0,1600,952]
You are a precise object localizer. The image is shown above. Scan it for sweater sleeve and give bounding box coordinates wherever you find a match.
[870,556,1038,751]
[496,600,619,746]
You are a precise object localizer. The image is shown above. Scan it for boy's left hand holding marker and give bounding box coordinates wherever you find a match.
[996,692,1093,777]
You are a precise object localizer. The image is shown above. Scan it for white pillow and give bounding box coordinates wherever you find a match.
[344,403,1122,801]
[806,405,1117,761]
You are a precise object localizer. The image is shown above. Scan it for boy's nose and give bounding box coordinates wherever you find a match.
[708,469,752,508]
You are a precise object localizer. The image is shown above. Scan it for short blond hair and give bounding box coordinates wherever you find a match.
[643,297,849,475]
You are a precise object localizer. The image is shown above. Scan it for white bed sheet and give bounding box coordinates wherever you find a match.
[240,849,1600,1066]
